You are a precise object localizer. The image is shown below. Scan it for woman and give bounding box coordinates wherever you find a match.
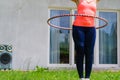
[71,0,100,80]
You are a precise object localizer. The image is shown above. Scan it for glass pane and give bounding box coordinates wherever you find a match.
[99,12,117,64]
[50,10,70,64]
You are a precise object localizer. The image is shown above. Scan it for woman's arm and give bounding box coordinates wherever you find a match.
[71,0,80,6]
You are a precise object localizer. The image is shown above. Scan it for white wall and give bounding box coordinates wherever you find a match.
[0,0,120,70]
[98,0,120,10]
[48,0,120,10]
[48,0,75,8]
[0,0,49,70]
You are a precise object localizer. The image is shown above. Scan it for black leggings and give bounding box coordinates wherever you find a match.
[72,25,96,78]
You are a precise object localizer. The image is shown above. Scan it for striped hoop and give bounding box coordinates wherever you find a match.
[47,14,108,30]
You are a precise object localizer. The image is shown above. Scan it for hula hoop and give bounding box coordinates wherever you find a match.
[47,14,108,30]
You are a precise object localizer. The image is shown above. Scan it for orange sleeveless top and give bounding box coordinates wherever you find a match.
[73,0,96,27]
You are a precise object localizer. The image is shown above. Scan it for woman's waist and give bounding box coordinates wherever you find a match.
[72,25,95,29]
[73,20,95,27]
[73,18,95,27]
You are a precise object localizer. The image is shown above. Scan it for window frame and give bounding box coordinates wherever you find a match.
[94,10,120,68]
[48,7,76,67]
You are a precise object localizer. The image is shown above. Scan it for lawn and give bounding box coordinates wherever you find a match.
[0,67,120,80]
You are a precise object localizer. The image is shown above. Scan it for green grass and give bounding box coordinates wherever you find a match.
[0,67,120,80]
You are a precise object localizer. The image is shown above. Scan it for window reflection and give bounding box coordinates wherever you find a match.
[99,12,117,64]
[50,10,70,64]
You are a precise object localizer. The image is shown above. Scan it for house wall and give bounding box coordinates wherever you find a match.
[0,0,119,70]
[0,0,49,70]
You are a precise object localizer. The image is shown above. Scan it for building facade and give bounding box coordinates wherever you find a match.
[0,0,120,70]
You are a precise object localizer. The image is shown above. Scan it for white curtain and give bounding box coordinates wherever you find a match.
[50,10,70,64]
[99,12,117,64]
[50,10,60,63]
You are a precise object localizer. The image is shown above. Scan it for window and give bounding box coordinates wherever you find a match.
[50,10,70,64]
[99,12,117,64]
[49,9,119,66]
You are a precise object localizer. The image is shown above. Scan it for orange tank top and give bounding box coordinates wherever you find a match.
[73,0,96,27]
